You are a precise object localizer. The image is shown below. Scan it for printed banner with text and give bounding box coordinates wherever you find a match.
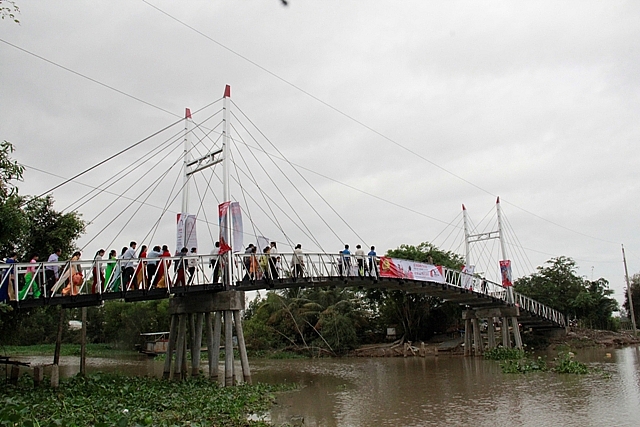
[379,257,445,283]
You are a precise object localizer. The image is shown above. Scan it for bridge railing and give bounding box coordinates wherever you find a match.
[0,255,566,326]
[512,291,566,327]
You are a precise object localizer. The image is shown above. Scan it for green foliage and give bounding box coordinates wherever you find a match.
[500,357,548,374]
[364,242,464,342]
[0,373,294,426]
[1,343,135,357]
[100,300,170,348]
[0,306,70,346]
[1,300,170,348]
[19,195,85,260]
[244,288,369,355]
[494,350,590,375]
[0,141,24,199]
[483,347,525,360]
[386,242,465,269]
[0,1,20,23]
[514,256,618,330]
[0,143,85,259]
[553,352,589,374]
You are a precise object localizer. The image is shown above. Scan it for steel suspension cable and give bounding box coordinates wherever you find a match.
[231,105,358,246]
[228,125,323,249]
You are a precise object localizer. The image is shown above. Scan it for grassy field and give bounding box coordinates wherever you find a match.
[0,343,138,358]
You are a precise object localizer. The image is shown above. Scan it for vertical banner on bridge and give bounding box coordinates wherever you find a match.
[499,260,513,287]
[461,265,475,289]
[230,202,243,252]
[176,213,198,252]
[379,257,445,283]
[218,202,242,254]
[218,202,231,254]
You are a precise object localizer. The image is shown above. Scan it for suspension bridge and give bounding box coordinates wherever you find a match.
[1,86,566,385]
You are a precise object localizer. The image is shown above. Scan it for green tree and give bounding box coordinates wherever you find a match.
[19,195,85,259]
[244,287,369,355]
[0,141,24,199]
[0,1,20,23]
[365,242,464,342]
[0,142,85,259]
[515,256,618,329]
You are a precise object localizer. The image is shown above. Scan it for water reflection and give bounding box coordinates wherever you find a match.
[16,347,640,426]
[254,348,640,427]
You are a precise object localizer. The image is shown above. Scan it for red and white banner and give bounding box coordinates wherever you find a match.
[379,257,445,283]
[461,264,475,289]
[218,201,242,254]
[499,260,513,287]
[176,213,197,252]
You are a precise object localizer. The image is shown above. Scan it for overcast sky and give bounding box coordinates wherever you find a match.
[2,1,640,307]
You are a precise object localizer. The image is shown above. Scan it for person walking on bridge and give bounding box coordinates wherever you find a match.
[341,244,351,278]
[91,249,105,294]
[209,242,221,284]
[104,249,118,291]
[355,245,365,278]
[153,245,172,288]
[146,245,161,285]
[121,242,137,290]
[291,244,304,280]
[187,247,198,285]
[20,254,41,300]
[367,246,378,278]
[45,248,61,296]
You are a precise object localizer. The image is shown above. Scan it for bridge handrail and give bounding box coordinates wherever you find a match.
[0,254,566,327]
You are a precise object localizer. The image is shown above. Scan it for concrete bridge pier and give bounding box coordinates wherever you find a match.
[463,307,523,356]
[462,311,483,356]
[163,291,251,385]
[501,317,511,348]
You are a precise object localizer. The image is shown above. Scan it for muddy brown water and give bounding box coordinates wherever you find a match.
[17,347,640,426]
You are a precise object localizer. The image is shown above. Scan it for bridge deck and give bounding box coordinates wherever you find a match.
[1,253,565,328]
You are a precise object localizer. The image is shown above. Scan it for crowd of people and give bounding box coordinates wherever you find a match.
[1,241,380,302]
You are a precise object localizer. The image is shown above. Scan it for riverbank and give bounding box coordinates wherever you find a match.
[1,373,294,426]
[549,327,640,349]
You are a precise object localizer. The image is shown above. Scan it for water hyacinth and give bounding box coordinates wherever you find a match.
[1,373,295,427]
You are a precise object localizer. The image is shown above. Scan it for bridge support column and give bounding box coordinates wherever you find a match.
[487,317,497,350]
[471,318,483,356]
[165,291,248,386]
[191,313,204,376]
[463,318,472,356]
[501,317,511,348]
[511,317,523,350]
[163,314,178,379]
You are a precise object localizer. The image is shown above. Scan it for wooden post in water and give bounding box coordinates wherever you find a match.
[233,310,252,384]
[464,317,472,356]
[175,314,187,380]
[224,311,234,386]
[163,315,178,379]
[53,307,64,366]
[501,317,511,348]
[80,307,87,376]
[211,312,222,380]
[487,318,497,349]
[471,318,483,356]
[166,292,246,386]
[192,313,204,376]
[511,317,523,349]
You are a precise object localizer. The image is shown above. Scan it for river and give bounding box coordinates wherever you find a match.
[18,347,640,426]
